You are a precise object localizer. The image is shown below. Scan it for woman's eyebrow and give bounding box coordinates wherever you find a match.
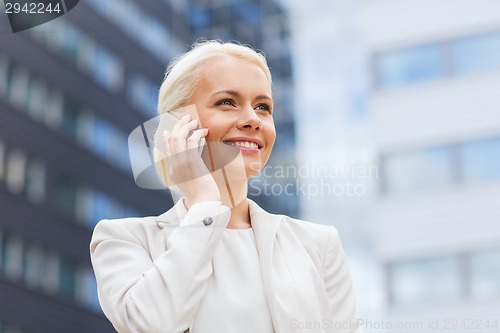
[211,90,240,98]
[211,90,272,101]
[255,95,273,101]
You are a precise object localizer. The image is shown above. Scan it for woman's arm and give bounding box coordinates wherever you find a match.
[90,201,230,333]
[323,226,360,333]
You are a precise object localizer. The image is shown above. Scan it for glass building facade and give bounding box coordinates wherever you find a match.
[0,0,295,332]
[370,23,500,311]
[373,29,500,89]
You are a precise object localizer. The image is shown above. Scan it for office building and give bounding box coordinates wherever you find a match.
[363,0,500,330]
[284,0,500,329]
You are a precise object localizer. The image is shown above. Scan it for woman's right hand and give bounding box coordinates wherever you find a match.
[163,114,220,208]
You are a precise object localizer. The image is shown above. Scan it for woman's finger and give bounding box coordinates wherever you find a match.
[162,130,171,156]
[173,119,199,140]
[187,128,209,151]
[170,114,190,134]
[169,119,199,154]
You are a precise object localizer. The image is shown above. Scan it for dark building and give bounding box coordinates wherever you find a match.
[0,0,295,332]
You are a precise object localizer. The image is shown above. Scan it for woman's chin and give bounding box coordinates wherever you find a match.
[244,160,262,176]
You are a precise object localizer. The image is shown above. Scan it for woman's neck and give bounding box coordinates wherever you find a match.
[218,178,251,229]
[226,198,251,229]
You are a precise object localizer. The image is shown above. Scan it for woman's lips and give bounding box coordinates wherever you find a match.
[223,141,260,154]
[224,141,259,149]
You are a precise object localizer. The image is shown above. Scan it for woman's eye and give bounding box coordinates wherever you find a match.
[216,99,235,107]
[256,103,272,113]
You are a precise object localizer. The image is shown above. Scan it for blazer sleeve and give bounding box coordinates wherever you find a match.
[90,201,230,333]
[323,226,360,333]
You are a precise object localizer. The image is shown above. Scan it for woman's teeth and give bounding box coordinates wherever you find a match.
[225,141,259,149]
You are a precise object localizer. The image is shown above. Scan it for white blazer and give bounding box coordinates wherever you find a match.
[90,199,359,333]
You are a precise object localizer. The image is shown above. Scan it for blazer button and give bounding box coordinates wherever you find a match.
[203,217,213,226]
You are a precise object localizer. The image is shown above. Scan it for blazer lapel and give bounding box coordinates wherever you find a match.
[248,200,283,331]
[249,199,333,333]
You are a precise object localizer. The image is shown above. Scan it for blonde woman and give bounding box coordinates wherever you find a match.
[90,41,359,333]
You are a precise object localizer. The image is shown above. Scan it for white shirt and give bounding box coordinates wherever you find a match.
[190,228,275,333]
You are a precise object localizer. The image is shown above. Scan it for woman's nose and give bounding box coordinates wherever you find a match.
[236,105,262,130]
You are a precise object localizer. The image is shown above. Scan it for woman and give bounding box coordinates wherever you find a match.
[90,41,359,333]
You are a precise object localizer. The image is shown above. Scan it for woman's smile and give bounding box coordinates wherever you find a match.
[223,136,264,154]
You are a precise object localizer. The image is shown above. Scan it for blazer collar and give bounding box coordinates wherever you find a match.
[247,198,283,254]
[155,198,284,232]
[155,198,188,227]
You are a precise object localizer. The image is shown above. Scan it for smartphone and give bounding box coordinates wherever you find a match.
[156,108,206,157]
[128,105,205,190]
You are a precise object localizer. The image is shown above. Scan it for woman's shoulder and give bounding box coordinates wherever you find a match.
[275,214,343,269]
[249,199,339,250]
[276,216,340,252]
[282,214,339,243]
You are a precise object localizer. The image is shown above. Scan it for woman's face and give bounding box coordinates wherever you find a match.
[185,55,276,178]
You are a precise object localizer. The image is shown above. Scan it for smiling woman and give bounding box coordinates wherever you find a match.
[90,40,359,333]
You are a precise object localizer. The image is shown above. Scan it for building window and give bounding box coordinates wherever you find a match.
[382,135,500,195]
[88,46,124,92]
[6,149,27,195]
[51,178,78,220]
[389,256,463,305]
[40,250,59,294]
[268,55,292,79]
[2,234,24,280]
[76,268,101,312]
[190,5,211,29]
[9,66,30,109]
[79,114,130,172]
[142,18,172,60]
[0,140,5,181]
[0,143,45,202]
[26,160,46,203]
[81,189,139,227]
[375,43,443,89]
[374,30,500,89]
[23,243,42,288]
[382,146,454,194]
[60,98,81,139]
[59,258,77,299]
[26,77,49,122]
[0,322,26,333]
[0,230,5,272]
[389,250,500,306]
[57,22,83,64]
[233,2,261,24]
[88,115,113,157]
[470,248,500,300]
[0,55,8,96]
[127,74,159,116]
[42,86,63,130]
[452,31,500,75]
[460,136,500,183]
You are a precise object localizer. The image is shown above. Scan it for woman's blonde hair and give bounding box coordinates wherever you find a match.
[153,40,272,187]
